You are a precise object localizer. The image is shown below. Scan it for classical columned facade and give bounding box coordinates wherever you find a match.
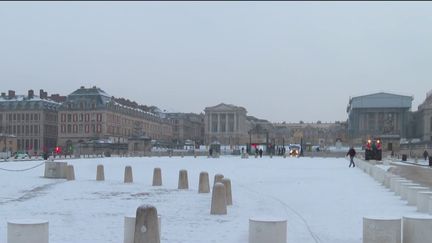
[347,92,413,150]
[204,103,249,145]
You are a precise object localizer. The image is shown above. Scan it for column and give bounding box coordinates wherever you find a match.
[208,113,212,133]
[234,113,237,132]
[225,113,229,134]
[217,113,220,133]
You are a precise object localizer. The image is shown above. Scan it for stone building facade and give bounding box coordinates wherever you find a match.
[204,103,275,147]
[0,89,60,155]
[272,122,347,148]
[204,103,250,145]
[411,90,432,142]
[347,92,413,151]
[57,86,173,155]
[165,112,204,147]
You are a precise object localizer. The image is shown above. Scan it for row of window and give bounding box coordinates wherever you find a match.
[17,139,39,151]
[1,113,40,122]
[0,125,40,136]
[60,113,102,123]
[60,124,102,134]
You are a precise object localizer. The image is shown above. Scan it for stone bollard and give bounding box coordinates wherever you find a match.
[198,172,210,193]
[124,215,161,243]
[96,164,105,181]
[403,216,432,243]
[44,161,68,178]
[400,183,420,200]
[210,182,227,215]
[221,178,232,205]
[213,174,224,187]
[416,191,432,213]
[394,179,412,196]
[66,165,75,181]
[124,166,133,183]
[7,219,49,243]
[390,177,406,193]
[249,217,287,243]
[134,205,160,243]
[178,170,189,189]
[362,217,401,243]
[407,186,429,206]
[152,168,162,186]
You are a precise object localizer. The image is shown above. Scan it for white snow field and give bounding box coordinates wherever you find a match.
[0,156,426,243]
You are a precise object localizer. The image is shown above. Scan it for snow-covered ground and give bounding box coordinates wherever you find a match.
[0,156,426,243]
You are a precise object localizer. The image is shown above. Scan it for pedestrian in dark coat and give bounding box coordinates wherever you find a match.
[346,147,356,168]
[259,149,263,158]
[424,150,429,161]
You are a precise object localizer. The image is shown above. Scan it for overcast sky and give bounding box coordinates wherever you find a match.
[1,2,432,123]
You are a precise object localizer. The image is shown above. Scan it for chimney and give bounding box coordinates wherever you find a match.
[39,89,47,99]
[28,89,34,99]
[8,90,15,99]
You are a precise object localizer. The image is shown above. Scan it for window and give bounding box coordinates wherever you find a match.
[73,125,77,133]
[61,114,66,122]
[97,124,101,133]
[85,114,90,122]
[34,139,39,150]
[228,114,234,132]
[85,125,89,133]
[67,114,72,122]
[211,114,218,132]
[220,114,226,132]
[79,114,83,122]
[67,125,71,133]
[17,126,21,135]
[26,114,29,121]
[73,114,77,122]
[13,114,16,121]
[61,125,66,133]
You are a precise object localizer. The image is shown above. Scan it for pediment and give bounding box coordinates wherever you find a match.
[205,103,246,112]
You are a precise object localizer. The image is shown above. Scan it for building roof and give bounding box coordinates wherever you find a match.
[418,89,432,110]
[0,95,60,111]
[204,103,247,112]
[347,92,413,112]
[62,86,112,109]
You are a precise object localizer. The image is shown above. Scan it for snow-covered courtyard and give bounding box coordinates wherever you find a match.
[0,156,426,243]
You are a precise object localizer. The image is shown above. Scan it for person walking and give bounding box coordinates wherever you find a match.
[346,146,356,168]
[423,150,429,161]
[259,148,263,158]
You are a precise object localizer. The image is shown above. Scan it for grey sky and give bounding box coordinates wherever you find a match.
[1,2,432,123]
